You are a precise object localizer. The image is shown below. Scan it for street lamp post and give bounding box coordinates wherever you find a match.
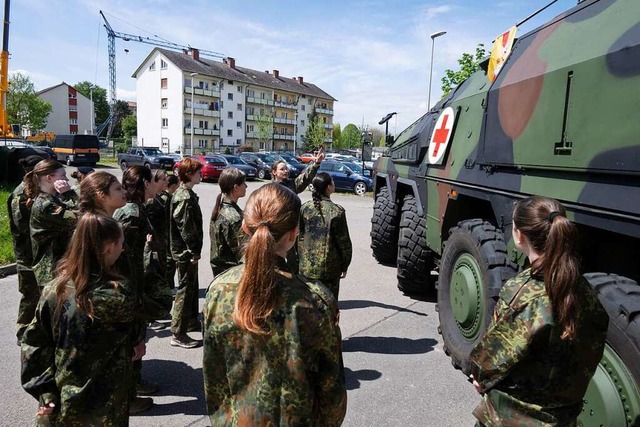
[427,30,447,111]
[190,72,198,155]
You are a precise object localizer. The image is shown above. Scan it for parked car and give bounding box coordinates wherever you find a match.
[298,152,315,163]
[2,140,57,161]
[313,160,372,196]
[271,153,306,179]
[118,147,175,170]
[220,155,258,180]
[238,152,271,179]
[336,160,372,178]
[173,154,227,182]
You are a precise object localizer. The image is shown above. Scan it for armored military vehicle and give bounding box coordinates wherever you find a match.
[370,0,640,424]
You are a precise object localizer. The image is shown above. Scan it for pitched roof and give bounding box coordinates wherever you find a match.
[37,82,91,101]
[132,48,336,101]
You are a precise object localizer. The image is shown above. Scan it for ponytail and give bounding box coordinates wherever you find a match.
[234,183,300,334]
[212,168,246,222]
[513,196,581,340]
[211,193,223,222]
[23,159,64,209]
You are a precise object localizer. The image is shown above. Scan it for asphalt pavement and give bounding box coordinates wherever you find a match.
[0,165,478,426]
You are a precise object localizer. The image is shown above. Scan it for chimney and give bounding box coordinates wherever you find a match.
[265,70,269,74]
[225,57,236,69]
[189,48,200,61]
[273,70,280,79]
[297,76,304,84]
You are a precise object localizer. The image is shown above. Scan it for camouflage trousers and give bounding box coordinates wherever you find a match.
[318,277,341,300]
[16,264,40,342]
[171,261,199,335]
[166,255,176,290]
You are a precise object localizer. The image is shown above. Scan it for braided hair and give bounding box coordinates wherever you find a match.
[310,172,333,219]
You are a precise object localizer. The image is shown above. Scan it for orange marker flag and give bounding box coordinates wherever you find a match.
[488,26,517,82]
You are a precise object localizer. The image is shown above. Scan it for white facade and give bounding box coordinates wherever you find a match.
[134,49,335,154]
[37,83,94,135]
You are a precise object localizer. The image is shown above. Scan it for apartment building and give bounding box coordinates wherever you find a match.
[132,48,335,154]
[37,82,94,135]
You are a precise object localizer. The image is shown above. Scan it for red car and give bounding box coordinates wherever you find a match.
[173,155,227,182]
[298,153,315,163]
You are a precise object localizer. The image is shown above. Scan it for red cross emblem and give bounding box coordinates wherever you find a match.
[428,107,455,165]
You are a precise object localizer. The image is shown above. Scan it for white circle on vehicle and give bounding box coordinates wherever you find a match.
[428,107,456,165]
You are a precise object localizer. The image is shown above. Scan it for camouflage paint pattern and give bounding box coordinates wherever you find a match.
[298,196,353,298]
[21,281,136,426]
[374,0,640,276]
[469,269,608,426]
[202,259,346,426]
[209,198,244,276]
[30,192,78,287]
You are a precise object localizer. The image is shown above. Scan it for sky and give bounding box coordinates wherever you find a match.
[10,0,578,134]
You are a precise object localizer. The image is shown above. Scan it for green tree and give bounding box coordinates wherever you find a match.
[332,123,341,146]
[111,100,131,138]
[121,114,137,143]
[256,113,274,150]
[73,81,110,128]
[302,112,324,152]
[7,73,52,133]
[340,123,361,149]
[441,43,486,97]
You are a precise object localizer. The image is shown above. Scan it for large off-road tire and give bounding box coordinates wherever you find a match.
[396,194,433,294]
[579,273,640,427]
[437,219,517,374]
[370,188,398,266]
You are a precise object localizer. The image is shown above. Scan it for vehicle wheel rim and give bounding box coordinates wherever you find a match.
[580,344,640,426]
[450,253,485,341]
[355,182,366,195]
[258,170,265,179]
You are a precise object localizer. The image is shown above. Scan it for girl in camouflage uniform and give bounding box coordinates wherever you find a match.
[26,160,78,287]
[209,167,247,276]
[8,155,44,344]
[469,196,608,426]
[21,214,141,426]
[270,147,324,194]
[77,171,126,216]
[203,183,347,426]
[298,172,353,299]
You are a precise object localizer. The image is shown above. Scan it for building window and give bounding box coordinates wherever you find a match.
[227,80,233,84]
[161,98,168,109]
[247,107,254,115]
[220,82,224,90]
[161,78,168,89]
[247,89,255,97]
[260,92,265,99]
[198,139,206,148]
[227,111,233,119]
[260,141,265,150]
[161,137,169,148]
[308,98,312,105]
[199,120,208,129]
[162,118,168,128]
[236,121,241,128]
[227,129,233,136]
[247,124,254,132]
[237,103,242,111]
[160,59,168,69]
[301,105,305,111]
[237,86,243,93]
[227,93,233,101]
[301,120,305,126]
[236,139,241,145]
[184,119,191,128]
[149,62,156,71]
[69,118,77,125]
[220,137,224,144]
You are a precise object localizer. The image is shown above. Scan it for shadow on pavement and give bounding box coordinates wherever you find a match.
[140,359,205,417]
[342,336,437,355]
[344,367,382,390]
[339,300,428,317]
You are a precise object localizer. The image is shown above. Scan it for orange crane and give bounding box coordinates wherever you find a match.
[0,0,13,137]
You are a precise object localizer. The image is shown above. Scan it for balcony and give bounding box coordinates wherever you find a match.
[323,137,333,143]
[246,97,274,106]
[183,127,220,136]
[274,117,295,125]
[316,107,334,115]
[184,86,221,98]
[274,133,295,141]
[184,107,220,118]
[246,131,260,139]
[273,100,297,110]
[323,123,334,129]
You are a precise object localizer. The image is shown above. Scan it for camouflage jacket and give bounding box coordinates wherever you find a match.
[21,279,135,426]
[298,197,352,280]
[170,185,203,263]
[209,197,244,276]
[8,182,33,266]
[30,192,78,286]
[202,258,347,426]
[470,269,608,426]
[113,203,172,323]
[144,191,170,248]
[279,162,320,194]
